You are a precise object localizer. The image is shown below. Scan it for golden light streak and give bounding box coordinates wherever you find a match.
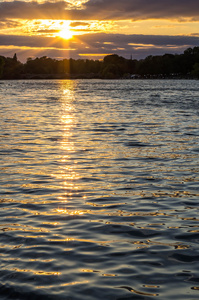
[61,280,89,287]
[55,208,85,215]
[78,53,112,56]
[11,268,61,276]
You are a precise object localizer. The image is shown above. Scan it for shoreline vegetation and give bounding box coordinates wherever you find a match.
[0,46,199,80]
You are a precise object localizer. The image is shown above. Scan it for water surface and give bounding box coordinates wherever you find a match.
[0,79,199,299]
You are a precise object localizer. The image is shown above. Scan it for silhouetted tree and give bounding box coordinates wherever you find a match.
[2,55,23,79]
[127,58,138,74]
[1,47,199,79]
[101,54,127,78]
[24,56,58,75]
[13,53,17,62]
[191,63,199,78]
[0,56,5,78]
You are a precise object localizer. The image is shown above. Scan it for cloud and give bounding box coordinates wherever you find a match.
[82,0,199,21]
[0,0,199,21]
[0,34,60,47]
[190,33,199,36]
[1,32,199,48]
[0,18,21,29]
[0,32,199,62]
[70,22,90,27]
[34,29,60,34]
[77,33,199,48]
[0,1,71,20]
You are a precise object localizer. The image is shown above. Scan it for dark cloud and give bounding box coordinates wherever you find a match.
[34,29,60,34]
[0,32,199,62]
[70,22,90,27]
[0,0,199,21]
[190,33,199,36]
[72,28,100,32]
[77,33,199,48]
[81,0,199,21]
[0,1,71,20]
[1,32,199,48]
[0,18,21,29]
[0,34,60,48]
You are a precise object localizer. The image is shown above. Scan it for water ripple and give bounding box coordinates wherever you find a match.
[0,79,199,299]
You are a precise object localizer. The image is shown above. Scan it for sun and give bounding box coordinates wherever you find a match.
[58,26,73,40]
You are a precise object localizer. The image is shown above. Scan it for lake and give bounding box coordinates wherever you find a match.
[0,79,199,300]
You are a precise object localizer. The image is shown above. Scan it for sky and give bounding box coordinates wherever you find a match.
[0,0,199,62]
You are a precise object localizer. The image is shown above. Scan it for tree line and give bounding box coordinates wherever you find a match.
[0,46,199,79]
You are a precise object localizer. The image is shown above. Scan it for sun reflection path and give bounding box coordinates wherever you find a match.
[51,81,83,212]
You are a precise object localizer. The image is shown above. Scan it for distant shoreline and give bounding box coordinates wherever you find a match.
[1,47,199,79]
[0,76,196,80]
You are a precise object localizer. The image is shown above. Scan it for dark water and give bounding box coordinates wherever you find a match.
[0,79,199,300]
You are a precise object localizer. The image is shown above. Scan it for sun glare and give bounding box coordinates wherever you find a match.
[59,27,73,40]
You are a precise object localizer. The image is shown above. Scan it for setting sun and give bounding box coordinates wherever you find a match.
[58,27,73,40]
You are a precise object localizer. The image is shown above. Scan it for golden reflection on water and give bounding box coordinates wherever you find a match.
[55,208,85,215]
[51,81,83,215]
[11,268,61,276]
[2,80,199,299]
[60,280,89,287]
